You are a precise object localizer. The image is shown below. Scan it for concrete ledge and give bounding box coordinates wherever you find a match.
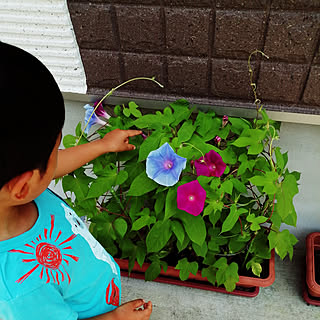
[63,92,320,126]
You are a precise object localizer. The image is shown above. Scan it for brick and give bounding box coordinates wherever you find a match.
[214,10,266,59]
[68,3,117,50]
[264,12,320,63]
[167,57,208,95]
[271,0,320,9]
[80,49,121,88]
[257,62,308,104]
[211,59,258,100]
[123,53,164,91]
[163,0,212,6]
[165,8,211,57]
[216,0,268,9]
[303,65,320,106]
[68,0,160,3]
[314,47,320,64]
[116,6,163,53]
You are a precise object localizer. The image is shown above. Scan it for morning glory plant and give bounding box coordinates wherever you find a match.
[61,56,300,292]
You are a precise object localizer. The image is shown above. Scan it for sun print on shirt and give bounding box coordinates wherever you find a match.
[9,214,79,285]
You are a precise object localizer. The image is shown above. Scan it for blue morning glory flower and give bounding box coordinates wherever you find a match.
[84,104,107,134]
[146,142,187,186]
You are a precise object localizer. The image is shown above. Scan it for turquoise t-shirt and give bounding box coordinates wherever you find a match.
[0,189,121,320]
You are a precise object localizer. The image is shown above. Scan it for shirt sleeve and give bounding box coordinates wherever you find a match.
[2,285,78,320]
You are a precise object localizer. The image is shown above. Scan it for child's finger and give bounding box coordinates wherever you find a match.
[143,301,152,312]
[126,130,142,137]
[127,299,145,309]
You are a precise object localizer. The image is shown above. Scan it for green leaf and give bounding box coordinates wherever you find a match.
[63,134,77,148]
[62,174,90,201]
[165,187,180,220]
[115,170,128,185]
[87,174,117,199]
[178,212,206,247]
[275,173,299,224]
[170,99,192,127]
[146,220,172,253]
[132,215,156,231]
[230,178,247,193]
[75,121,82,136]
[154,191,166,215]
[133,113,174,129]
[221,205,247,234]
[129,101,142,118]
[136,245,147,267]
[113,218,127,238]
[177,120,196,143]
[246,258,263,277]
[214,258,239,292]
[221,180,233,195]
[171,220,185,245]
[249,171,279,195]
[123,107,131,117]
[145,261,161,281]
[127,171,158,196]
[175,258,199,281]
[275,147,285,171]
[247,214,268,231]
[192,241,208,258]
[202,267,217,285]
[195,111,215,137]
[268,229,298,260]
[229,117,251,135]
[138,131,164,162]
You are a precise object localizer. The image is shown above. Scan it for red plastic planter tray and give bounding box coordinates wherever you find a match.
[303,280,320,306]
[306,232,320,298]
[115,251,275,298]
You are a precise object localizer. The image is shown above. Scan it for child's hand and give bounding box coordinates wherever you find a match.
[112,299,152,320]
[100,129,142,153]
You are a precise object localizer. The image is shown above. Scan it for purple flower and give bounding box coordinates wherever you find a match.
[222,115,229,127]
[93,100,110,119]
[84,104,107,134]
[177,180,206,216]
[146,143,187,186]
[194,150,226,177]
[214,136,222,146]
[141,133,147,140]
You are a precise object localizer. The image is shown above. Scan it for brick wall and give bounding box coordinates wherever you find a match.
[67,0,320,114]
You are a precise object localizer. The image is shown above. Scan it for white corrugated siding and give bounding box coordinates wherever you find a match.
[0,0,87,94]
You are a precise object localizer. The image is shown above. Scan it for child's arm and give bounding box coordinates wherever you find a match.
[54,129,141,179]
[84,300,152,320]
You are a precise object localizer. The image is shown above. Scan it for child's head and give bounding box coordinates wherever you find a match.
[0,42,65,194]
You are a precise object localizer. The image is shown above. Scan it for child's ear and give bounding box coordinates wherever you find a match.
[6,171,34,201]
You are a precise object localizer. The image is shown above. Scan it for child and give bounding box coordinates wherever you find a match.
[0,42,152,320]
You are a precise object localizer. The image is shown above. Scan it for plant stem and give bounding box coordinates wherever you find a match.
[110,187,126,213]
[182,142,205,159]
[77,77,164,145]
[247,50,269,122]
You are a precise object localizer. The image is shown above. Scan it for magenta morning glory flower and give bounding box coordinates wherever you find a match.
[177,180,207,216]
[194,150,226,177]
[84,104,107,134]
[146,142,187,186]
[222,115,229,127]
[93,100,110,119]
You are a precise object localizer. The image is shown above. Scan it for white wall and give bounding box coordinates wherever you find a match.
[50,99,320,246]
[0,0,86,93]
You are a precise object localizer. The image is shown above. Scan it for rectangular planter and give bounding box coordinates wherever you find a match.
[115,250,275,298]
[306,232,320,298]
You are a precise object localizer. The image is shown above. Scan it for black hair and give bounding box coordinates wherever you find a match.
[0,42,65,189]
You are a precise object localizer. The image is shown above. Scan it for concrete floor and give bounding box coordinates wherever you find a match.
[121,248,320,320]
